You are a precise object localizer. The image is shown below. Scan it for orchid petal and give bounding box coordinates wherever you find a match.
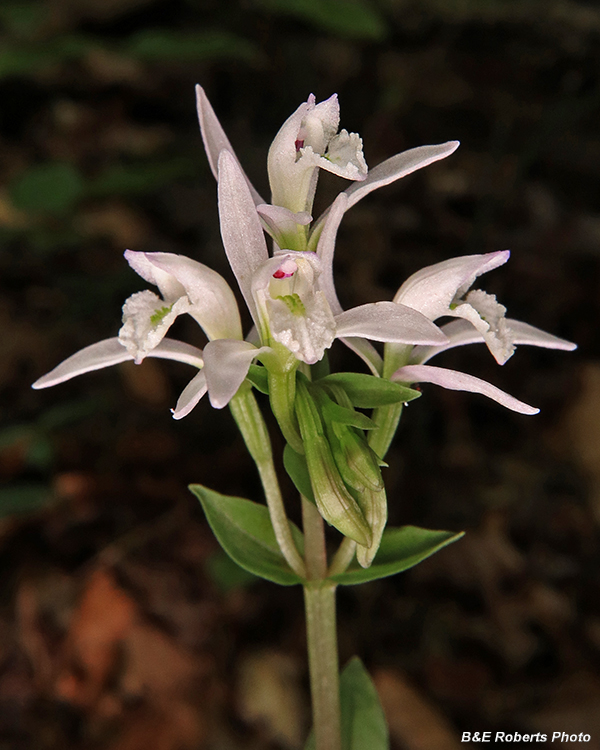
[393,364,539,415]
[257,204,312,250]
[218,150,269,325]
[203,339,269,409]
[344,141,460,210]
[315,193,347,315]
[411,318,577,364]
[32,337,204,389]
[127,250,243,341]
[309,141,460,241]
[124,250,185,302]
[334,302,448,345]
[172,369,208,420]
[393,250,509,319]
[340,337,384,376]
[267,97,313,211]
[195,84,264,205]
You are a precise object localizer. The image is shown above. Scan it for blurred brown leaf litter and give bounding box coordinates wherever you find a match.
[1,0,600,747]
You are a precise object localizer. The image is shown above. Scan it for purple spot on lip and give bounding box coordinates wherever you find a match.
[295,139,304,152]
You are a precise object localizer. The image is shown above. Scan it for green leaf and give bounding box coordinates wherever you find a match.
[205,550,259,592]
[256,0,388,41]
[190,484,304,586]
[341,658,389,749]
[313,385,376,430]
[124,30,258,62]
[320,373,421,408]
[304,657,389,750]
[0,483,52,518]
[283,444,315,504]
[330,525,464,585]
[10,162,84,216]
[247,364,269,394]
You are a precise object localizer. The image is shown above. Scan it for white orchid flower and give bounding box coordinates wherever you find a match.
[216,149,448,372]
[196,85,459,252]
[32,250,252,419]
[386,251,576,414]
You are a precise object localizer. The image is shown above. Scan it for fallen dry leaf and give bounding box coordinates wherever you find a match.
[374,668,463,750]
[55,567,137,707]
[236,648,306,749]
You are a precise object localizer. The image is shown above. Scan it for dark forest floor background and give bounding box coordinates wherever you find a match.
[1,0,600,748]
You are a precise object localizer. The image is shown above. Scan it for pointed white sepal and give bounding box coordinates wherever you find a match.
[411,317,577,365]
[32,337,204,389]
[172,369,208,420]
[393,364,539,415]
[218,150,269,326]
[195,84,264,205]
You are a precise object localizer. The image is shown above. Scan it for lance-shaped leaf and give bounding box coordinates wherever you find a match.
[190,484,305,586]
[330,525,464,585]
[283,444,316,504]
[319,372,421,408]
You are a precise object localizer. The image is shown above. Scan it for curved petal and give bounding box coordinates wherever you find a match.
[203,339,269,409]
[393,250,509,319]
[267,97,313,210]
[257,204,311,251]
[411,318,577,364]
[132,251,243,341]
[310,141,460,238]
[334,302,448,345]
[393,364,539,415]
[172,369,208,420]
[340,337,383,376]
[218,151,269,325]
[344,141,460,210]
[315,193,348,315]
[195,85,264,205]
[32,337,204,389]
[124,250,185,301]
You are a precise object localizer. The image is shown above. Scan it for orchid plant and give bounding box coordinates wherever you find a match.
[33,88,575,750]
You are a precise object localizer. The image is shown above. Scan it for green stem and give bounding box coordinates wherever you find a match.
[328,537,357,577]
[268,369,304,454]
[304,583,341,750]
[368,402,404,460]
[302,496,327,580]
[229,386,306,579]
[302,496,342,750]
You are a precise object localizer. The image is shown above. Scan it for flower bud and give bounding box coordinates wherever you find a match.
[295,375,371,546]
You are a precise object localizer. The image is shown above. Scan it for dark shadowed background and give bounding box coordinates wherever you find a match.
[1,0,599,748]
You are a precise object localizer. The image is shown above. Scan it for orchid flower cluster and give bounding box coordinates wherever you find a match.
[34,88,576,749]
[34,89,575,571]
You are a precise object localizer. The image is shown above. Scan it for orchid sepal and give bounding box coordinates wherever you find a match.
[392,364,539,415]
[32,337,204,390]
